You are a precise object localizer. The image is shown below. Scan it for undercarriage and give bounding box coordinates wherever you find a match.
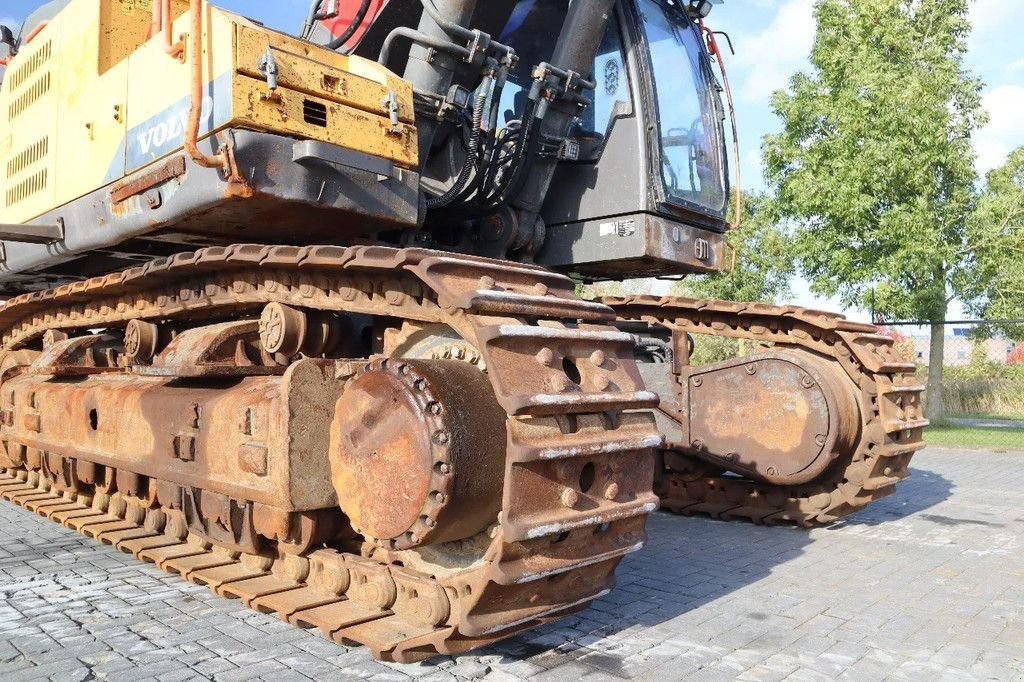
[606,297,928,526]
[0,248,928,661]
[0,245,661,662]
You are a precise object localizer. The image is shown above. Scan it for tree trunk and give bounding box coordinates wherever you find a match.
[925,320,945,421]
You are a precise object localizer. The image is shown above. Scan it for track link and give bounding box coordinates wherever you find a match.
[0,245,661,661]
[604,296,928,526]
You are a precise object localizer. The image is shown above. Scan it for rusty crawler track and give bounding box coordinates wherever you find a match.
[604,296,928,526]
[0,245,661,662]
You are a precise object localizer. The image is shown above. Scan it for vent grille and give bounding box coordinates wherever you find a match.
[303,99,328,128]
[9,72,52,120]
[9,41,51,90]
[6,137,49,179]
[5,169,48,207]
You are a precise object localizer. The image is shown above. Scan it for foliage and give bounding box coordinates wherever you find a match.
[942,362,1024,382]
[969,340,989,368]
[970,146,1024,333]
[575,279,649,300]
[671,191,794,304]
[876,326,915,361]
[763,0,985,322]
[688,335,738,365]
[1009,343,1024,365]
[920,357,1024,420]
[939,377,1024,418]
[764,0,985,420]
[876,326,907,344]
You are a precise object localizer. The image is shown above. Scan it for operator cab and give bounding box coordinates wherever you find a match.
[499,0,727,217]
[534,0,732,278]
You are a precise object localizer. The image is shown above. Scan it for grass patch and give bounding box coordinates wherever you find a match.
[925,423,1024,450]
[946,411,1024,421]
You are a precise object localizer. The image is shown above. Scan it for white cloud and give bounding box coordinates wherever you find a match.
[731,0,815,103]
[1008,58,1024,72]
[975,84,1024,173]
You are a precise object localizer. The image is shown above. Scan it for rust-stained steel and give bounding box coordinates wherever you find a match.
[109,155,187,205]
[681,351,860,486]
[0,244,661,662]
[605,296,928,526]
[331,358,508,549]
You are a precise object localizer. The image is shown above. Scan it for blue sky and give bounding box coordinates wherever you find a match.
[2,0,1021,320]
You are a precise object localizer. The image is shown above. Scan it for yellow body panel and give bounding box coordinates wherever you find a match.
[231,76,418,164]
[234,25,416,125]
[58,0,136,214]
[0,0,418,226]
[2,19,60,223]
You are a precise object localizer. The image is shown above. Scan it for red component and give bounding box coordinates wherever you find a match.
[320,0,389,50]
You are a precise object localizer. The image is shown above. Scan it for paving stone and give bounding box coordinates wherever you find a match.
[0,448,1022,680]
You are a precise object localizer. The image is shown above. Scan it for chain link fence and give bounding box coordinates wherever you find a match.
[880,320,1024,451]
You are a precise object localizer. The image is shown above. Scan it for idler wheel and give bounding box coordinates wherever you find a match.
[259,303,346,358]
[124,320,160,362]
[329,358,507,549]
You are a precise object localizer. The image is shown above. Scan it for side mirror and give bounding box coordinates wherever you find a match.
[0,25,16,51]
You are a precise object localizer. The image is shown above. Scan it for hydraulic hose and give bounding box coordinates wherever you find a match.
[499,87,546,203]
[301,0,323,40]
[426,81,489,210]
[328,0,372,51]
[379,27,470,67]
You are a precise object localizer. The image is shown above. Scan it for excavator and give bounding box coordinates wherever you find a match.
[0,0,926,662]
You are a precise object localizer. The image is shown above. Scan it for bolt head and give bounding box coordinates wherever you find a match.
[479,275,496,289]
[551,375,572,392]
[536,347,554,366]
[590,350,606,367]
[561,488,579,508]
[604,482,619,500]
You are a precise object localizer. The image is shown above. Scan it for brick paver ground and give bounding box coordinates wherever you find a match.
[1,446,1022,681]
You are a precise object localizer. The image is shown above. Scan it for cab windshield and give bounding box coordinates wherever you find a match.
[639,0,727,215]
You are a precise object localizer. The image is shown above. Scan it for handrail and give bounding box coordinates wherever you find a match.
[183,0,227,171]
[24,21,49,45]
[150,0,184,58]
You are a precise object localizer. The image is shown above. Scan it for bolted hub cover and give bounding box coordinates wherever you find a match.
[329,358,507,549]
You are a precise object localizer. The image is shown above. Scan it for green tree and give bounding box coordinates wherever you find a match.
[970,146,1024,337]
[763,0,985,419]
[671,190,794,304]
